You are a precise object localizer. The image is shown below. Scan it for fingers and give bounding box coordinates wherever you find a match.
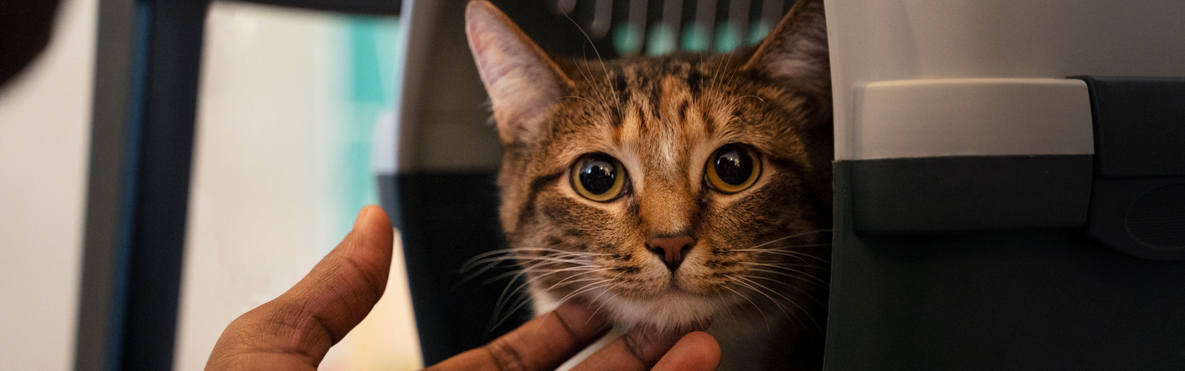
[653,331,721,371]
[205,206,394,371]
[571,323,712,371]
[426,301,610,371]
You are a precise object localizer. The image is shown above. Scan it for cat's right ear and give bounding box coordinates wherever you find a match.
[466,0,573,145]
[741,0,829,96]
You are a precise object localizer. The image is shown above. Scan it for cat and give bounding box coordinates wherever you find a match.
[464,0,832,369]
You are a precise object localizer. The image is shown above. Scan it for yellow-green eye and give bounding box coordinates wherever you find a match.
[706,144,760,193]
[572,154,626,202]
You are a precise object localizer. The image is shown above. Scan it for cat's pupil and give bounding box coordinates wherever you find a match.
[715,148,752,186]
[579,158,617,195]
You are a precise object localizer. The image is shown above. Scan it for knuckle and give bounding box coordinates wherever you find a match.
[486,337,526,371]
[622,332,657,369]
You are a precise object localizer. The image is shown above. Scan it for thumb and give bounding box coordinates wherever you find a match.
[280,205,394,346]
[206,205,394,370]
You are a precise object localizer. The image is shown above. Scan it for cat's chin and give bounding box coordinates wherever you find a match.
[583,286,722,331]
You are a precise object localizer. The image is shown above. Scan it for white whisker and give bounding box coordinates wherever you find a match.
[744,267,829,288]
[746,274,828,309]
[746,230,832,250]
[732,276,790,318]
[722,283,770,334]
[739,262,830,287]
[737,275,820,331]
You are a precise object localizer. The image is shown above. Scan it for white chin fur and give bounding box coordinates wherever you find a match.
[532,284,727,332]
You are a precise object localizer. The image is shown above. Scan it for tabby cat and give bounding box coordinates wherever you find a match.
[465,0,832,369]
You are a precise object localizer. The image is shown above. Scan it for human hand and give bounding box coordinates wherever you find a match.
[205,205,721,371]
[425,300,720,371]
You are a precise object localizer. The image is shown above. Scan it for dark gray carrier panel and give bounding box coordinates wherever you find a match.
[825,77,1185,370]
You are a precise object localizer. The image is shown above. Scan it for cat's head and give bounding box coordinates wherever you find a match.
[466,0,831,331]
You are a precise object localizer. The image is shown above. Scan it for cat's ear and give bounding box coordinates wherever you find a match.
[741,0,830,96]
[466,0,574,145]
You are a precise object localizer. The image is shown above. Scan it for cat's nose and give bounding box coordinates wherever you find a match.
[647,235,695,271]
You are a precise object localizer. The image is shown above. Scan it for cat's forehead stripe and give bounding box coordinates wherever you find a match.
[615,103,642,147]
[612,72,629,128]
[686,61,702,97]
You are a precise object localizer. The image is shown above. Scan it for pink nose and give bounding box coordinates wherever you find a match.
[647,235,695,271]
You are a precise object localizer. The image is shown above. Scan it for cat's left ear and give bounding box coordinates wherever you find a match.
[466,0,574,145]
[741,0,830,96]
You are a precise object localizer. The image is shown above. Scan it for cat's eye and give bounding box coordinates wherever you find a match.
[705,144,761,194]
[572,153,627,202]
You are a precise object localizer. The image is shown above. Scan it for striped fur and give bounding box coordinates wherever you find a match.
[467,1,831,369]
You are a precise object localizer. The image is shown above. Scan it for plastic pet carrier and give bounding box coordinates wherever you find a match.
[385,0,1185,368]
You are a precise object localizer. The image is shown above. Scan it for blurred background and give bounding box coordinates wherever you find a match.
[0,0,791,370]
[1,0,424,369]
